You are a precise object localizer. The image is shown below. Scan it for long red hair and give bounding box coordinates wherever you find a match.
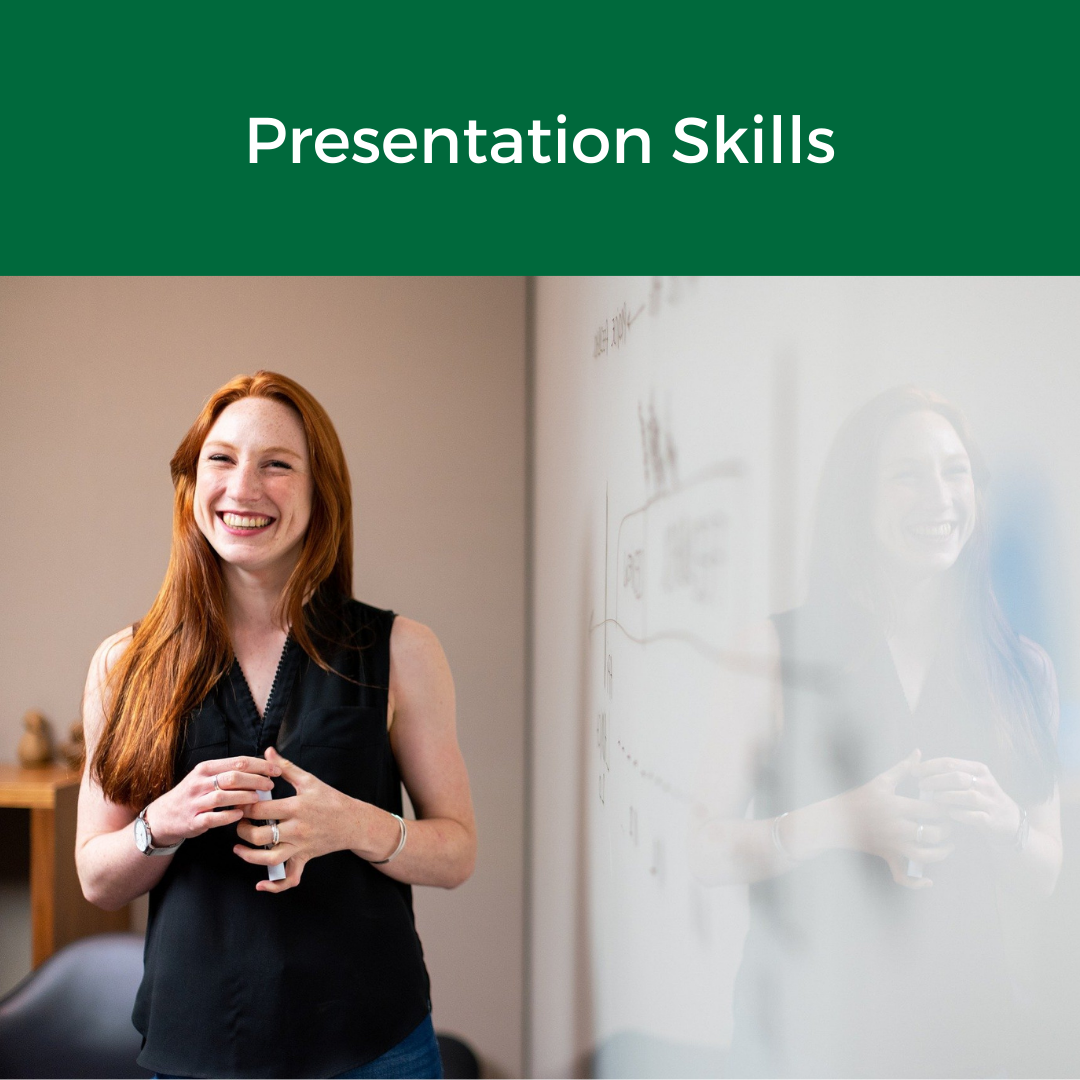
[93,371,353,808]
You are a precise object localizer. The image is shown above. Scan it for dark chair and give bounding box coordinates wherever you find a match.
[436,1033,481,1079]
[0,932,150,1078]
[0,931,481,1080]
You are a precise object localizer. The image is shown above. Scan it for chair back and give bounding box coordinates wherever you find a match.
[0,932,150,1079]
[437,1032,481,1079]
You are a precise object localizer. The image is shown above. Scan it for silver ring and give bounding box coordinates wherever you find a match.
[271,822,280,846]
[213,774,220,791]
[916,824,925,845]
[969,774,978,789]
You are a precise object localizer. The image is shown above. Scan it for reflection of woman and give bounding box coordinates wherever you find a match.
[698,387,1060,1078]
[75,372,476,1079]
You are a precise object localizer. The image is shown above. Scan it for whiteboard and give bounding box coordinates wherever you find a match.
[530,277,1080,1078]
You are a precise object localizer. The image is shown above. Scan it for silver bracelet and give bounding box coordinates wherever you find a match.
[771,811,795,860]
[1014,804,1030,853]
[371,812,407,865]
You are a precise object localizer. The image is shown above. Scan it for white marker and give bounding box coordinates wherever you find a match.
[907,789,936,880]
[257,788,287,881]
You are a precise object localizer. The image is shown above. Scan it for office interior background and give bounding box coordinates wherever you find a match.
[2,277,1079,1077]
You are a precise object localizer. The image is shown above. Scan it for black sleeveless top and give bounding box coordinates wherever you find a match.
[133,596,431,1079]
[729,603,1039,1078]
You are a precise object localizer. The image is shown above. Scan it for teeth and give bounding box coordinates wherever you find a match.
[223,513,272,529]
[910,522,953,537]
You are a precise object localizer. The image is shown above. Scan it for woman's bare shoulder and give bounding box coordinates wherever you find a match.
[90,626,135,678]
[1019,635,1055,673]
[1017,635,1060,700]
[83,627,136,720]
[388,616,453,723]
[1019,635,1060,726]
[389,615,445,667]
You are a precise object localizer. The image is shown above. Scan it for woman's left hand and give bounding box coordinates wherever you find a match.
[234,747,365,892]
[917,756,1021,846]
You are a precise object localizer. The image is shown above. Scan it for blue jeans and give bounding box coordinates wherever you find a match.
[333,1015,444,1079]
[153,1013,444,1080]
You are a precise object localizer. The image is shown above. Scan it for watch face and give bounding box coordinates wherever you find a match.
[135,815,150,852]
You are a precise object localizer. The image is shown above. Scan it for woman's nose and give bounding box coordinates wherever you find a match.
[922,470,952,509]
[226,461,262,502]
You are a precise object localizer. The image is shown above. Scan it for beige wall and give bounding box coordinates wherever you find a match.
[0,277,527,1075]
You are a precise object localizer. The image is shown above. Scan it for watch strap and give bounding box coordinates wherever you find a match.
[136,806,184,856]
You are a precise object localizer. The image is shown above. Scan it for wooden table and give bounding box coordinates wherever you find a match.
[0,763,129,966]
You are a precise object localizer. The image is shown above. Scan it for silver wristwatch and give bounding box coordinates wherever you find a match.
[134,806,184,856]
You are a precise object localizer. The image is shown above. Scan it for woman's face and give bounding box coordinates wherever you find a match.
[872,410,976,580]
[193,397,314,579]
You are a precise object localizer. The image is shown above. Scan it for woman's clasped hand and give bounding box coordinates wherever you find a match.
[144,755,281,847]
[916,755,1024,845]
[233,746,382,893]
[827,749,1024,888]
[115,744,410,893]
[829,750,952,888]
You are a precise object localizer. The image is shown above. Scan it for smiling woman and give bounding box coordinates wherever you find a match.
[872,410,977,576]
[694,386,1061,1077]
[75,371,474,1079]
[197,400,313,567]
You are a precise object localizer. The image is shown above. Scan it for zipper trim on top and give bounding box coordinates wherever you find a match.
[234,633,292,748]
[261,633,291,722]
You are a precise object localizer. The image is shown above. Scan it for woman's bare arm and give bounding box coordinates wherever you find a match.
[76,628,170,909]
[375,616,477,887]
[998,787,1061,895]
[1000,643,1064,895]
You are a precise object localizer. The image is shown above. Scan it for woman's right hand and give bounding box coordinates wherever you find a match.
[830,750,953,888]
[143,756,281,847]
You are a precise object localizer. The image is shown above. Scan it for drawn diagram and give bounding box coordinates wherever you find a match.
[577,279,774,1065]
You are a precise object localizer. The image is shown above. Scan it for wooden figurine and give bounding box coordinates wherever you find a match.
[57,719,85,770]
[17,709,54,768]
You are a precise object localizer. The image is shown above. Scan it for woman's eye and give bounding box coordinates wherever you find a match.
[207,454,232,464]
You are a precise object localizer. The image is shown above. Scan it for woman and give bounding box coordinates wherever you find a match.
[75,371,476,1079]
[696,387,1061,1077]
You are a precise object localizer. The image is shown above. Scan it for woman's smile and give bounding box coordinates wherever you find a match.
[217,510,277,534]
[905,519,957,542]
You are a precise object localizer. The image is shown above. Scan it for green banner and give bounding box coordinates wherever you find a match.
[3,3,1077,272]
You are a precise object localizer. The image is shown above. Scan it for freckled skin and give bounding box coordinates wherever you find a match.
[193,398,314,583]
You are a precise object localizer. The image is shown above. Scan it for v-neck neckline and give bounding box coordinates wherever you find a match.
[882,634,941,719]
[232,634,294,741]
